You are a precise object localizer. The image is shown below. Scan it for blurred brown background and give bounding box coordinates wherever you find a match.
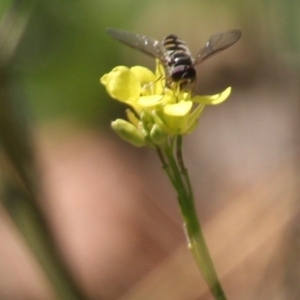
[1,0,300,299]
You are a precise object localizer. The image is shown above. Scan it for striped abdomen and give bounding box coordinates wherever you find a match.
[163,34,196,85]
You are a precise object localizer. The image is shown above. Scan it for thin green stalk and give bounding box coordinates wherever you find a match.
[157,137,227,300]
[176,136,194,199]
[156,147,176,186]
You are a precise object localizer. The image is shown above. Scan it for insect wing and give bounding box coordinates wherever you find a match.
[194,30,241,65]
[106,28,164,60]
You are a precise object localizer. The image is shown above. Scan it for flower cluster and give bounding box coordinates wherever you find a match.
[100,60,231,147]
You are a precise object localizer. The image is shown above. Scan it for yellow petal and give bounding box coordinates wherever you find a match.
[184,103,205,134]
[163,101,193,134]
[138,95,164,107]
[125,109,140,127]
[164,100,193,116]
[131,66,156,85]
[155,59,166,79]
[192,87,231,105]
[154,60,166,94]
[100,66,141,102]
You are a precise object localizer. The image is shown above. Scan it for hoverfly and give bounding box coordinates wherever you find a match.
[106,27,241,90]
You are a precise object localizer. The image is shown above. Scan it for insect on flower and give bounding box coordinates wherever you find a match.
[106,27,241,91]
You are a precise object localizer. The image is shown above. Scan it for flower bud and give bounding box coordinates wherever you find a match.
[111,119,146,147]
[150,124,168,145]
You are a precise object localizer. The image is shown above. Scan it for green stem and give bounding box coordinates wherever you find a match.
[158,138,227,300]
[176,136,194,199]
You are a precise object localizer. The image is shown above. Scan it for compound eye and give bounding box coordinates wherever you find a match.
[171,66,196,82]
[184,68,196,79]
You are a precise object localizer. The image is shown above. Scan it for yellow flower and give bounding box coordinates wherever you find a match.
[100,63,165,114]
[100,60,231,147]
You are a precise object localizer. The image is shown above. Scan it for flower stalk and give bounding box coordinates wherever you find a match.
[158,136,227,299]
